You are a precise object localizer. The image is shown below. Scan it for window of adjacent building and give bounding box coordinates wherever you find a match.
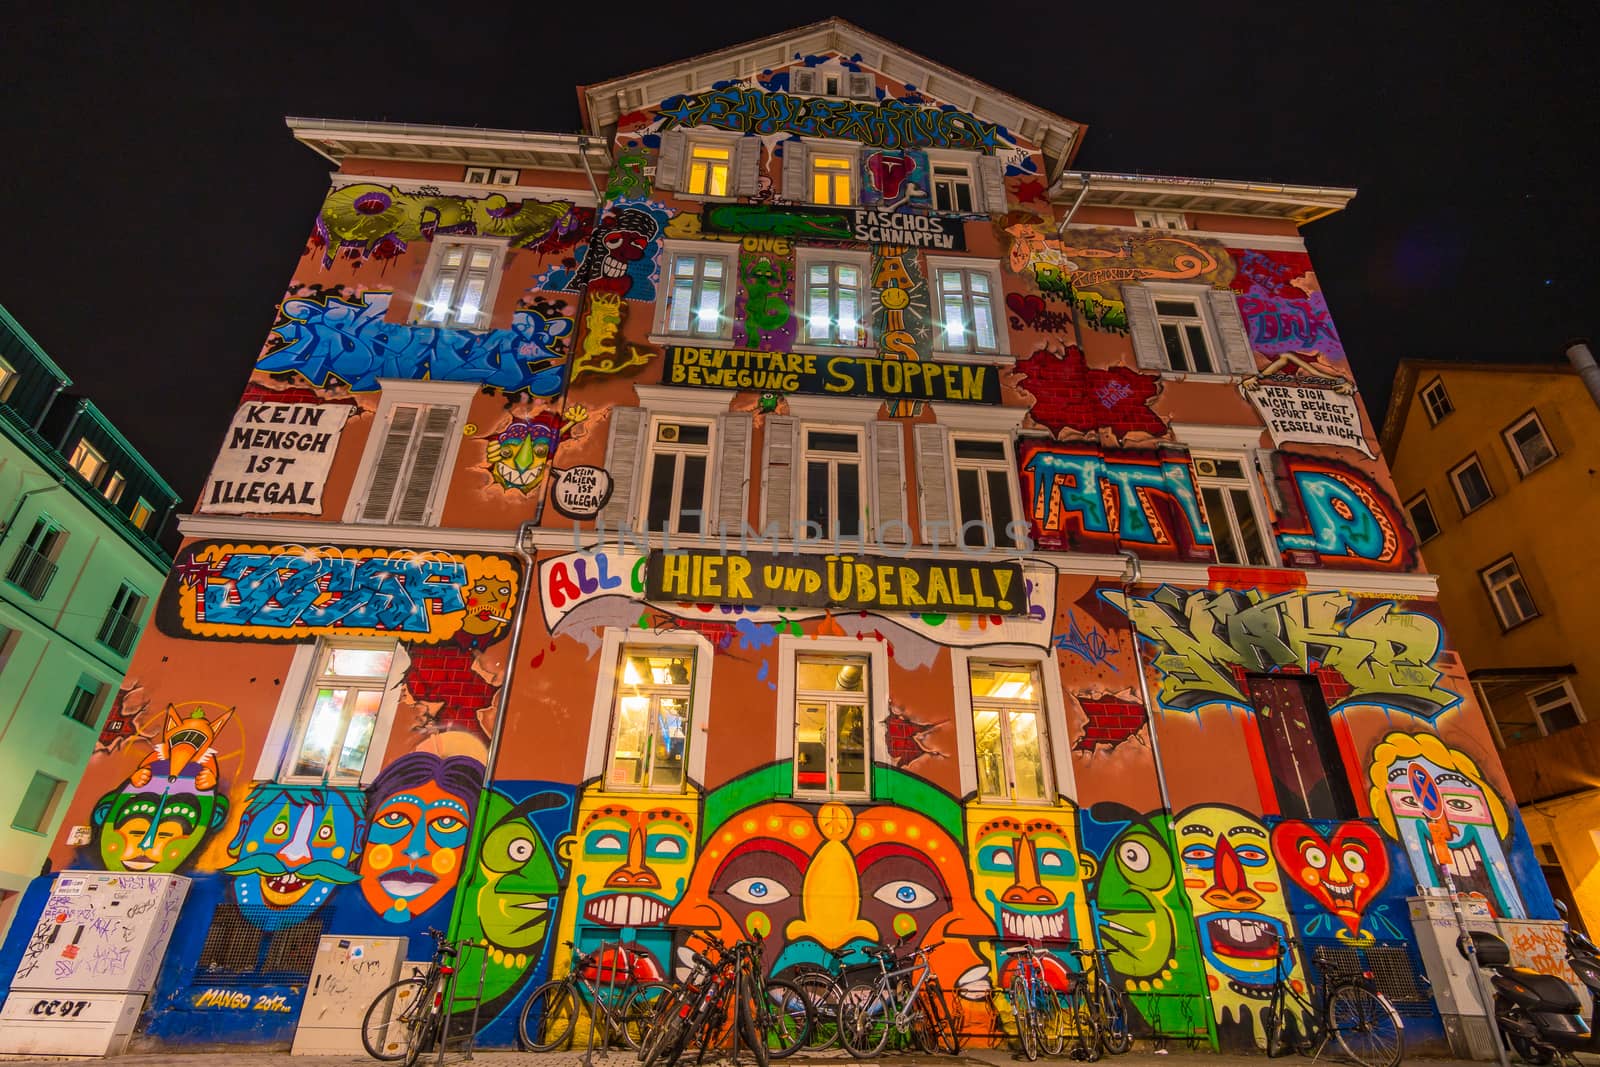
[801,255,869,347]
[1154,297,1215,374]
[1421,378,1454,424]
[686,142,733,197]
[1450,455,1494,514]
[608,646,694,792]
[1406,492,1441,543]
[12,773,65,834]
[0,627,16,678]
[0,356,17,403]
[971,662,1052,803]
[129,498,154,530]
[1503,411,1557,476]
[354,384,474,527]
[952,437,1020,549]
[6,518,63,600]
[801,426,864,538]
[1482,555,1539,629]
[102,471,126,505]
[416,239,503,329]
[932,162,975,213]
[64,675,105,727]
[1193,455,1272,566]
[931,262,1001,355]
[810,154,854,206]
[794,655,870,798]
[1248,674,1357,821]
[1529,679,1584,735]
[97,582,147,657]
[662,248,734,339]
[642,419,712,534]
[1135,210,1188,230]
[68,439,107,485]
[285,642,396,783]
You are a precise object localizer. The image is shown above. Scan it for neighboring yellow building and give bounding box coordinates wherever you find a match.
[1383,356,1600,933]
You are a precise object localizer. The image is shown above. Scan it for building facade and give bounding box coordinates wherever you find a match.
[1384,356,1600,935]
[0,20,1561,1053]
[0,304,178,928]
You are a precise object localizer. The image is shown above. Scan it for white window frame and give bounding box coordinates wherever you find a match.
[949,434,1025,550]
[1421,377,1454,425]
[809,149,856,206]
[790,652,874,800]
[926,256,1008,360]
[583,629,714,793]
[102,471,126,505]
[343,379,476,526]
[929,158,977,214]
[1503,410,1557,476]
[1482,555,1539,630]
[464,166,492,184]
[775,634,889,797]
[1134,210,1188,230]
[639,414,716,535]
[68,439,107,485]
[411,235,507,329]
[798,422,867,539]
[682,135,738,200]
[491,168,519,186]
[1449,454,1495,515]
[951,645,1075,805]
[1529,679,1585,736]
[253,639,410,787]
[1192,452,1278,567]
[653,240,736,342]
[1405,491,1441,543]
[794,248,872,354]
[1152,292,1220,374]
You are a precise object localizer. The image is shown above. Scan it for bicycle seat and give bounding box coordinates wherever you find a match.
[828,946,856,960]
[1001,946,1035,956]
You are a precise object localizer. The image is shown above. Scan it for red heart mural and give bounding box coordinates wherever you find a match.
[1270,820,1390,939]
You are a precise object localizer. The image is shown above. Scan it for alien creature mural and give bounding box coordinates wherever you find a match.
[485,408,585,494]
[563,206,664,299]
[222,783,366,932]
[359,752,485,925]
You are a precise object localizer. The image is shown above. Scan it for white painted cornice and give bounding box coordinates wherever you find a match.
[177,514,521,554]
[1052,170,1355,226]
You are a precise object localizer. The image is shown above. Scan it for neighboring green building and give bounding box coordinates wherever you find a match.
[0,303,177,933]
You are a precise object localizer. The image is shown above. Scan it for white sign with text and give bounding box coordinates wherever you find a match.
[202,401,353,513]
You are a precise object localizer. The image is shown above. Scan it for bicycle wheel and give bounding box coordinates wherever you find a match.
[791,970,841,1051]
[518,980,580,1052]
[839,989,891,1058]
[1041,993,1067,1057]
[637,992,689,1067]
[922,977,964,1054]
[622,982,674,1052]
[1010,976,1040,1061]
[760,979,812,1059]
[1098,983,1133,1055]
[737,972,770,1067]
[1327,984,1403,1067]
[401,1007,438,1067]
[363,977,427,1062]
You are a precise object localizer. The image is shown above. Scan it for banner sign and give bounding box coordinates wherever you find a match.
[701,203,966,251]
[1241,375,1374,458]
[202,400,353,513]
[664,346,998,403]
[646,549,1027,616]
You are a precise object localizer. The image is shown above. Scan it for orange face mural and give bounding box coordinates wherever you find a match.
[358,752,485,923]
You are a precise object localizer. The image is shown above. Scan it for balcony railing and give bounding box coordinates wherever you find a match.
[5,544,57,600]
[97,611,142,657]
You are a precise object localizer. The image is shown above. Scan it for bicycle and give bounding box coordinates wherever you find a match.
[518,940,672,1052]
[1261,932,1404,1067]
[361,927,457,1067]
[638,933,807,1067]
[788,944,887,1051]
[1067,943,1133,1056]
[838,939,956,1057]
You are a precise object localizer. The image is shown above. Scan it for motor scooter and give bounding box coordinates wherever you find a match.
[1459,902,1600,1064]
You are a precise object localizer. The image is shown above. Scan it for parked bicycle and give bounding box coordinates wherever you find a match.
[837,939,959,1057]
[518,940,672,1052]
[1261,931,1404,1067]
[361,927,458,1067]
[1000,941,1096,1062]
[1068,943,1133,1056]
[788,944,888,1051]
[636,932,809,1067]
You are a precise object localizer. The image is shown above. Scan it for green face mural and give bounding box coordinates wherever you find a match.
[94,785,228,873]
[1095,818,1179,982]
[469,793,564,961]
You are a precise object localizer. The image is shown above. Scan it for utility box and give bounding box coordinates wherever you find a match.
[291,935,409,1055]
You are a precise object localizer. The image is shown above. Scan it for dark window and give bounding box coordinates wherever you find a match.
[644,422,711,534]
[1248,674,1356,820]
[6,519,62,600]
[1406,493,1440,543]
[64,678,103,726]
[97,583,146,656]
[1422,379,1453,424]
[802,429,862,537]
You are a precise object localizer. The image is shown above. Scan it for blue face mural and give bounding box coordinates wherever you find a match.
[359,753,484,924]
[223,784,366,931]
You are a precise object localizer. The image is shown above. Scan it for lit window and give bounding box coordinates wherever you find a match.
[934,265,1000,354]
[0,356,16,402]
[1155,298,1215,373]
[686,143,732,197]
[1529,680,1584,735]
[129,498,154,530]
[69,439,107,484]
[643,420,712,534]
[102,471,126,505]
[63,675,105,726]
[971,662,1052,803]
[802,258,868,347]
[952,437,1020,548]
[1193,455,1272,566]
[608,647,694,792]
[1421,378,1454,425]
[12,773,65,834]
[932,163,975,213]
[811,155,853,206]
[801,427,864,538]
[794,655,870,798]
[1504,411,1556,475]
[1450,456,1494,514]
[664,250,732,338]
[1482,556,1538,629]
[286,642,396,783]
[1135,210,1188,230]
[1406,492,1440,543]
[418,239,502,328]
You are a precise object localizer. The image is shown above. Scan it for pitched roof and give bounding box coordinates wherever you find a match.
[1379,356,1578,457]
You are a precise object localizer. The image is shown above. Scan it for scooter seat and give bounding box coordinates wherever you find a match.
[1496,967,1582,1013]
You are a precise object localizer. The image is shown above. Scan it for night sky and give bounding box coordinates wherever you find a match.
[0,4,1593,513]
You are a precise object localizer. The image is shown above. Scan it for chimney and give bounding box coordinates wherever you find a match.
[1566,339,1600,410]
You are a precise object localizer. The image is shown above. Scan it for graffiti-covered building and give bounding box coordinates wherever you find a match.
[0,18,1563,1054]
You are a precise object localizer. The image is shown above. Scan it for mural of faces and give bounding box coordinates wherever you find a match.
[359,753,484,923]
[485,414,561,496]
[94,779,228,873]
[458,563,517,643]
[223,784,365,931]
[1093,815,1182,985]
[1176,805,1296,1001]
[1270,820,1390,944]
[966,808,1090,946]
[469,791,565,962]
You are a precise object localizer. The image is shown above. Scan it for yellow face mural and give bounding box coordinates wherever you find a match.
[966,806,1093,947]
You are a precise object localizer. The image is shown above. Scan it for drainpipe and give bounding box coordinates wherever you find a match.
[1565,338,1600,410]
[31,381,65,432]
[0,479,66,538]
[1119,550,1172,813]
[54,397,87,450]
[1055,173,1093,239]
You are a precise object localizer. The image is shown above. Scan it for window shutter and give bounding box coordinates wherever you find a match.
[654,130,685,192]
[975,154,1007,215]
[360,405,420,522]
[1254,447,1284,512]
[393,405,456,525]
[846,71,875,100]
[914,424,954,544]
[733,137,761,198]
[1208,289,1258,376]
[1122,285,1166,371]
[600,406,648,529]
[781,141,807,203]
[790,68,817,95]
[714,413,752,534]
[760,415,796,533]
[869,422,908,543]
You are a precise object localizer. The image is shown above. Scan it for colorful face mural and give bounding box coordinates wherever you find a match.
[1269,820,1390,944]
[965,808,1091,947]
[94,780,228,873]
[223,784,365,931]
[131,704,234,791]
[1367,731,1525,919]
[1092,813,1181,985]
[359,753,485,923]
[468,790,567,962]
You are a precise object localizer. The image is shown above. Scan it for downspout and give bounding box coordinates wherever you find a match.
[1055,173,1092,239]
[1119,550,1172,813]
[31,381,65,432]
[55,397,87,450]
[0,480,65,538]
[1565,338,1600,411]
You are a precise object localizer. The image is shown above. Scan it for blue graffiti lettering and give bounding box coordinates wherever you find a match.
[1023,447,1213,552]
[203,554,468,631]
